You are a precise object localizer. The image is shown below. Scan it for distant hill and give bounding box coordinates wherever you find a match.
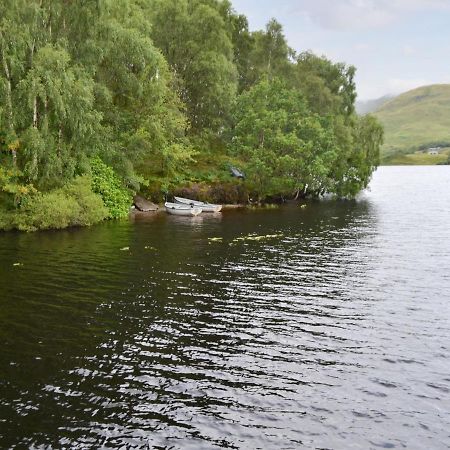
[372,84,450,162]
[356,95,393,115]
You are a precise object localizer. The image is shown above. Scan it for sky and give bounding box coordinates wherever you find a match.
[231,0,450,100]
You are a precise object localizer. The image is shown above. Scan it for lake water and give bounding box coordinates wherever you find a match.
[0,166,449,449]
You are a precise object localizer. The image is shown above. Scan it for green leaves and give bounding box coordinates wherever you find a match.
[150,0,237,132]
[332,114,383,197]
[230,75,382,200]
[294,52,357,118]
[90,157,132,219]
[231,78,334,199]
[17,44,101,188]
[91,157,132,219]
[0,175,107,232]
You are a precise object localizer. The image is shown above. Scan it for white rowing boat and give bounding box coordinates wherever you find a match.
[164,202,202,216]
[174,196,222,213]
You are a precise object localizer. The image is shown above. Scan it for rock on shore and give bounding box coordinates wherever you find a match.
[133,195,159,212]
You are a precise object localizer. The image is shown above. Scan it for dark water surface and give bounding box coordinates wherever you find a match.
[0,166,449,449]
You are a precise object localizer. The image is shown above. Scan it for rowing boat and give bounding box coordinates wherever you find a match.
[174,196,222,213]
[165,202,202,216]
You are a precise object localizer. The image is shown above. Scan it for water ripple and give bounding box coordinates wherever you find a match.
[0,167,449,449]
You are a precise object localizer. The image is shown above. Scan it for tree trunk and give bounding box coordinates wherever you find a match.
[57,124,63,157]
[33,96,38,128]
[259,129,265,149]
[30,0,43,129]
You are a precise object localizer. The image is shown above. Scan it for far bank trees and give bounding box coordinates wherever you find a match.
[0,0,383,231]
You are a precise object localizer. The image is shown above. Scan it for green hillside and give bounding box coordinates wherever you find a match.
[373,84,450,163]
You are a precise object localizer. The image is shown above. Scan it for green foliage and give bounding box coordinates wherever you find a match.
[231,78,338,200]
[293,52,357,117]
[90,157,132,219]
[150,0,237,131]
[221,4,254,93]
[242,19,293,89]
[0,176,107,232]
[94,2,191,184]
[62,176,109,226]
[0,0,383,231]
[333,114,383,197]
[3,37,102,189]
[0,166,36,206]
[0,0,191,191]
[17,192,82,232]
[231,77,383,200]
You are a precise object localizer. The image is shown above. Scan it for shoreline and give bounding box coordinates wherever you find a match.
[130,203,248,217]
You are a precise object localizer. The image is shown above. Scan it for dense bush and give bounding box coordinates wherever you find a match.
[90,157,133,219]
[61,176,109,226]
[0,208,14,231]
[0,176,108,232]
[17,191,82,231]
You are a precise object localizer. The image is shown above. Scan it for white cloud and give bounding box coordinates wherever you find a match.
[354,43,370,51]
[291,0,450,30]
[402,45,415,56]
[356,76,437,100]
[386,77,431,94]
[392,0,450,9]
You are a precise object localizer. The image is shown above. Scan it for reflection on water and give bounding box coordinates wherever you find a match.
[0,167,449,449]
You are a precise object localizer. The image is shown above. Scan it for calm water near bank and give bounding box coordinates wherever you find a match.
[0,166,449,449]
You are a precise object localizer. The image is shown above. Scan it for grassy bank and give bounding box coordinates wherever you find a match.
[383,148,450,165]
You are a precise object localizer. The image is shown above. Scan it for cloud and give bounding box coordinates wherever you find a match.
[290,0,450,30]
[402,45,415,56]
[356,77,431,100]
[354,43,370,51]
[387,77,430,94]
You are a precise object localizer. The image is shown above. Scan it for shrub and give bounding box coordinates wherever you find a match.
[16,191,81,231]
[90,157,133,218]
[63,176,108,226]
[0,176,108,232]
[0,205,15,231]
